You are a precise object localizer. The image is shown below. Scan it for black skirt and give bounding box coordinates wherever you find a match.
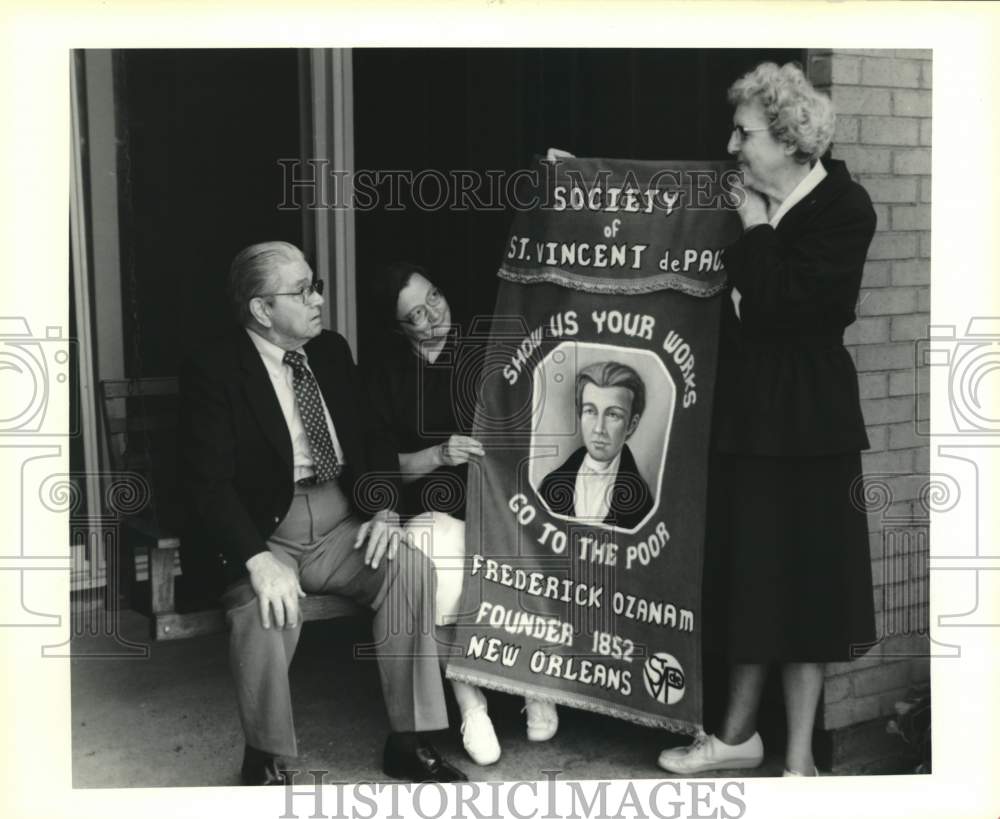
[704,450,877,663]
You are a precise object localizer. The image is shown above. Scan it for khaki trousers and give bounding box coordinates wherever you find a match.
[222,481,449,757]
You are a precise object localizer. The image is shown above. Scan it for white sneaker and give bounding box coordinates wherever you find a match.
[460,705,501,765]
[522,700,558,742]
[657,732,764,775]
[782,766,819,777]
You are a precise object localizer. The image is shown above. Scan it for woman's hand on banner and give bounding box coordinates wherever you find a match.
[545,147,576,162]
[437,434,485,467]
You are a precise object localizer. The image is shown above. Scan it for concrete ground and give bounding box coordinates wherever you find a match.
[72,607,797,788]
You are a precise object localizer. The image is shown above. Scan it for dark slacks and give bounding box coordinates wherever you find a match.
[221,481,449,757]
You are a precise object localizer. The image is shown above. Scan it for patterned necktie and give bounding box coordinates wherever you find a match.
[283,349,342,481]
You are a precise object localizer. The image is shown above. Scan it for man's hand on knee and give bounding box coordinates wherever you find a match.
[353,509,410,570]
[246,551,306,630]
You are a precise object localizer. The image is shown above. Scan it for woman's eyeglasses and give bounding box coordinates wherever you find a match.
[731,124,770,142]
[402,288,445,326]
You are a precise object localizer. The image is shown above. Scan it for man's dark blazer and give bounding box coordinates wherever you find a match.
[713,158,877,456]
[179,328,399,594]
[537,444,655,530]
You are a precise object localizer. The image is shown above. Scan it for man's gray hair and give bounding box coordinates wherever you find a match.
[227,241,305,326]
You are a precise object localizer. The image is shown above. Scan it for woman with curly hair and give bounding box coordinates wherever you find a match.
[658,62,877,777]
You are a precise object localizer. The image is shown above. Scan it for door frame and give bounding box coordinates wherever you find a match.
[299,48,358,353]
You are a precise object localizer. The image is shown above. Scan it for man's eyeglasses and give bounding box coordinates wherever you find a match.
[254,280,325,305]
[402,287,445,326]
[731,124,770,142]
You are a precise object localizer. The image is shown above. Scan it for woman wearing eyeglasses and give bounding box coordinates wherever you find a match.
[658,62,877,777]
[365,262,559,767]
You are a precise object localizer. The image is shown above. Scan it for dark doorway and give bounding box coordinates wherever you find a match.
[352,48,803,365]
[115,49,303,376]
[112,48,804,373]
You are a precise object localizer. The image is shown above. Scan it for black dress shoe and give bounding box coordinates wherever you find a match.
[382,736,468,782]
[240,745,289,786]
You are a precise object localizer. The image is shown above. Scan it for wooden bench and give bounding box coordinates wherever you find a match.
[100,377,362,640]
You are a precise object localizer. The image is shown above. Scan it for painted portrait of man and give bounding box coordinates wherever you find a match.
[538,360,654,530]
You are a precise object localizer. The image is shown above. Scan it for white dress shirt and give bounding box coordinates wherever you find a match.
[732,159,828,320]
[767,159,827,229]
[573,452,621,521]
[247,329,346,483]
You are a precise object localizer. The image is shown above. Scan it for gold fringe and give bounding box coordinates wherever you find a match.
[445,666,703,738]
[497,264,727,299]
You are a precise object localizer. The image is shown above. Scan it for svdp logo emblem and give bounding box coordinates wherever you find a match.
[643,652,685,705]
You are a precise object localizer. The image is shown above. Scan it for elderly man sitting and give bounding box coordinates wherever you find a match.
[180,241,466,785]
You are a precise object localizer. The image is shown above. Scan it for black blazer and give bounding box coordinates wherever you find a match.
[538,444,654,530]
[712,159,877,456]
[179,329,399,592]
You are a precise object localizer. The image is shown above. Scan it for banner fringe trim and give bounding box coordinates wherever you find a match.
[497,264,726,299]
[446,667,703,738]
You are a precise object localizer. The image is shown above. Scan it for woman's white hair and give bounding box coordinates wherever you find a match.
[728,62,836,164]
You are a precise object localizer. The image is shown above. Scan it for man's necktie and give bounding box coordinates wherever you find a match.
[283,349,342,482]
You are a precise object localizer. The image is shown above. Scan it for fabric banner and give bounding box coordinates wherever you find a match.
[447,157,741,735]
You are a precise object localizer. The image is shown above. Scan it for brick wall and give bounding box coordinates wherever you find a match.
[808,49,931,734]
